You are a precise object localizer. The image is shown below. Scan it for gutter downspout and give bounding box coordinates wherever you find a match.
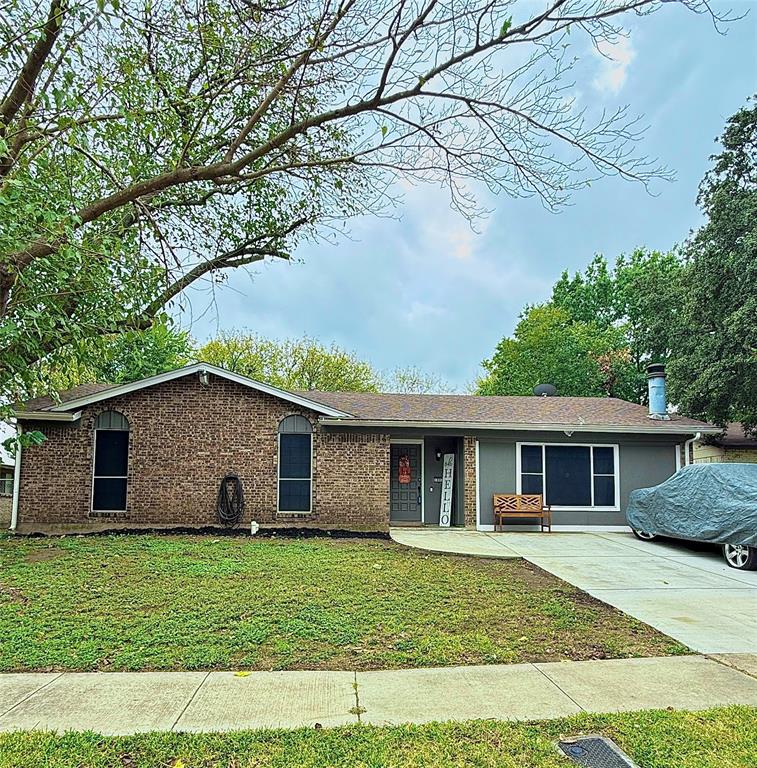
[10,423,21,531]
[683,431,701,467]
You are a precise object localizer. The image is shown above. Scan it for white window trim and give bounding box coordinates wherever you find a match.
[515,442,621,512]
[389,438,425,524]
[277,432,313,515]
[91,428,129,513]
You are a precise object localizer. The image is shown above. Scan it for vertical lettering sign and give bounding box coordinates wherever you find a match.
[439,453,454,527]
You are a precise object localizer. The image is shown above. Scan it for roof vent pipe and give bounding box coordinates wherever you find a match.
[646,364,670,420]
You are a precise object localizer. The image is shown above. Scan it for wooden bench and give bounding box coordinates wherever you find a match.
[492,494,551,533]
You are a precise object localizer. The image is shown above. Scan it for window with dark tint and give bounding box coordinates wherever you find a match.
[92,411,129,511]
[545,445,592,506]
[519,444,617,508]
[278,416,312,512]
[520,444,544,494]
[592,446,615,506]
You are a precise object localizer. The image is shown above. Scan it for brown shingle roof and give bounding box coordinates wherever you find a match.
[19,370,713,433]
[21,382,117,411]
[300,391,712,430]
[712,422,757,447]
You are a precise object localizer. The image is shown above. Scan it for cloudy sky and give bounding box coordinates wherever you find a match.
[187,2,756,392]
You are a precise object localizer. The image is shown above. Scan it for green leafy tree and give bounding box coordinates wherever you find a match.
[13,323,194,399]
[383,366,452,394]
[198,333,381,392]
[477,304,636,398]
[551,249,685,401]
[667,99,757,433]
[1,0,717,415]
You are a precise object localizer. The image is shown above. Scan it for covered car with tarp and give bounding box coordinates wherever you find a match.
[626,463,757,570]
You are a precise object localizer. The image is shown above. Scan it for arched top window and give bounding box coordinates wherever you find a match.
[92,411,129,512]
[95,410,130,431]
[277,415,312,513]
[278,414,312,434]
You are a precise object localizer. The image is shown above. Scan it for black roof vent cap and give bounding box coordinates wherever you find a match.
[533,383,557,397]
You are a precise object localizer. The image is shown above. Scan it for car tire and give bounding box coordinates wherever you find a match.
[632,529,657,542]
[723,544,757,570]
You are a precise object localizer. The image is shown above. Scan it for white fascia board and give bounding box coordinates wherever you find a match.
[46,363,353,419]
[318,418,721,435]
[15,410,82,422]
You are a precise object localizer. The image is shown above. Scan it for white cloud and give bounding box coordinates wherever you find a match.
[593,37,635,95]
[404,301,446,324]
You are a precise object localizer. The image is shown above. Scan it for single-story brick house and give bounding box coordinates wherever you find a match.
[9,362,718,534]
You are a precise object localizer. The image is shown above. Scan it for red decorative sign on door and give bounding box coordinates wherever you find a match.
[398,455,412,484]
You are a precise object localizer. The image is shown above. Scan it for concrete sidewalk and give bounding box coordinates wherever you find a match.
[1,655,755,735]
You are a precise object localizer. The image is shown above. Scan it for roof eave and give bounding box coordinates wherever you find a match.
[318,418,720,434]
[44,363,353,419]
[15,410,83,423]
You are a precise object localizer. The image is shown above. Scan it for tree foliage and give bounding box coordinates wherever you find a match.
[667,99,757,433]
[11,322,194,400]
[551,249,684,401]
[383,366,452,394]
[479,250,685,401]
[477,304,636,398]
[0,0,721,407]
[198,332,382,392]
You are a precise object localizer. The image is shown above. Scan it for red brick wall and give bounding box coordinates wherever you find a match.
[462,436,477,528]
[17,374,391,533]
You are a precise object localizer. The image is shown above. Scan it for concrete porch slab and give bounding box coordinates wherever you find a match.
[391,528,519,558]
[174,670,356,731]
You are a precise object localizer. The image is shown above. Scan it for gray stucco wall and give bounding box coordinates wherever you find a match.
[477,431,680,527]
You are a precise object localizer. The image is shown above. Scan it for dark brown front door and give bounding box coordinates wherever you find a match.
[390,443,422,523]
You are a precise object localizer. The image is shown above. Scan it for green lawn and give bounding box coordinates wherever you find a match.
[0,708,755,768]
[0,534,687,672]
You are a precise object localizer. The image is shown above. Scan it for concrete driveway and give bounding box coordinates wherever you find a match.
[390,528,757,655]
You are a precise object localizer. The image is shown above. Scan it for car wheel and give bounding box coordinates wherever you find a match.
[632,529,657,541]
[723,544,757,571]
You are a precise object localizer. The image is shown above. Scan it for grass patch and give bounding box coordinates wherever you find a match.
[0,708,754,767]
[0,534,687,672]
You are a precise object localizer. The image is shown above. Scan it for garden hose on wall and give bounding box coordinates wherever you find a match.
[217,474,245,528]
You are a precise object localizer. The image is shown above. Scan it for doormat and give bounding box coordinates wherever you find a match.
[557,736,639,768]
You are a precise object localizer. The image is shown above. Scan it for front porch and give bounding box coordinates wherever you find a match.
[388,435,473,527]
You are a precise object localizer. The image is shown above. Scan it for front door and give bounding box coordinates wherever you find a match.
[390,443,422,523]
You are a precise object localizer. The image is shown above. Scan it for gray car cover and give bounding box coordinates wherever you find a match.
[626,463,757,546]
